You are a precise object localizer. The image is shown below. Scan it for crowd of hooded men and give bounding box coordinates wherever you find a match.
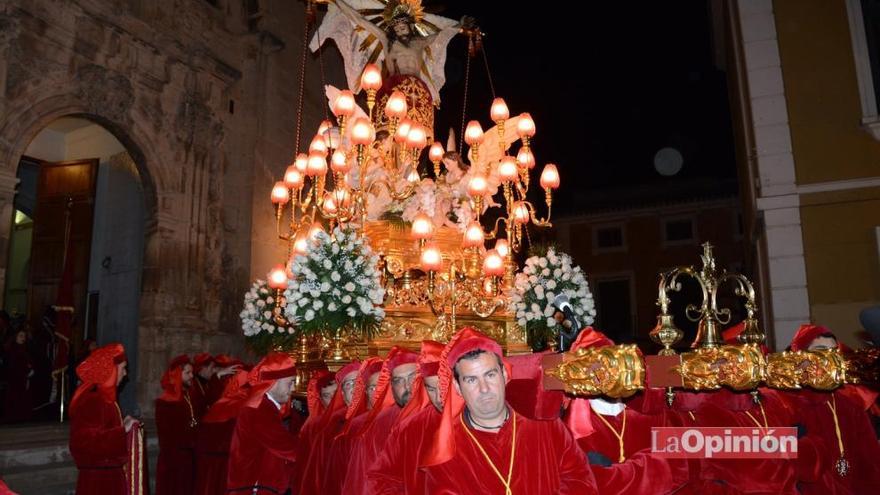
[62,322,880,495]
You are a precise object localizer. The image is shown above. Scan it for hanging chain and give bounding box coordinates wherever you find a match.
[459,33,474,154]
[314,2,331,123]
[480,38,496,100]
[293,1,315,155]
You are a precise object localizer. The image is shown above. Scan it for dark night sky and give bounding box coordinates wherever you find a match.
[430,1,739,216]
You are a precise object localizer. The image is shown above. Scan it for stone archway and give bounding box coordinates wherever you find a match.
[0,100,158,412]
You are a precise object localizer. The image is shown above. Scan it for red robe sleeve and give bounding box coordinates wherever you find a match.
[368,407,440,495]
[226,397,298,493]
[69,391,129,495]
[342,406,402,495]
[69,392,128,466]
[577,409,688,494]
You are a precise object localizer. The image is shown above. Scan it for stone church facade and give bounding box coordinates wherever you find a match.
[0,0,339,413]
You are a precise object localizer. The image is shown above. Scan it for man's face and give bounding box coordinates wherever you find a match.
[391,18,411,38]
[366,372,381,409]
[423,375,442,411]
[199,362,215,380]
[453,352,506,422]
[116,362,128,386]
[320,382,338,407]
[341,371,358,406]
[808,336,838,351]
[268,376,296,404]
[391,363,418,407]
[14,331,25,345]
[181,364,194,388]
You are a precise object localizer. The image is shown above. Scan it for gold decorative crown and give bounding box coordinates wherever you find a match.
[383,0,425,24]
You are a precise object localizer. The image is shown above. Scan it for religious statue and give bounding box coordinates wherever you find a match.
[311,0,476,134]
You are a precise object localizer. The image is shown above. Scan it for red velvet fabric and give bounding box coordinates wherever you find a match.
[369,405,442,494]
[69,388,128,495]
[71,343,125,412]
[421,412,597,494]
[297,361,361,495]
[341,405,402,495]
[155,389,198,495]
[668,389,820,495]
[574,405,688,494]
[505,352,565,420]
[786,389,880,494]
[193,418,235,495]
[226,395,298,494]
[321,358,382,495]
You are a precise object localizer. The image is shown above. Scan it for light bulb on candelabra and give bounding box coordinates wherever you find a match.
[467,174,488,196]
[490,97,510,123]
[411,213,434,240]
[384,91,408,119]
[293,234,309,255]
[498,156,519,183]
[294,153,309,173]
[483,249,505,276]
[516,112,536,139]
[331,149,350,173]
[309,134,328,156]
[429,142,444,163]
[395,118,413,144]
[540,163,560,190]
[351,118,375,146]
[420,245,443,272]
[407,124,428,151]
[463,221,485,248]
[464,120,484,145]
[513,201,530,224]
[494,239,510,258]
[268,265,288,289]
[283,166,304,190]
[516,148,536,170]
[306,151,328,177]
[270,181,290,205]
[360,64,383,91]
[332,90,356,118]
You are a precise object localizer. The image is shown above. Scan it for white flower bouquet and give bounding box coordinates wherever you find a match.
[240,279,296,355]
[283,226,386,336]
[510,247,597,350]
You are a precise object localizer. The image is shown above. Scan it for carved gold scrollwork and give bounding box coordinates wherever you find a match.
[545,344,645,398]
[675,345,766,391]
[765,349,849,391]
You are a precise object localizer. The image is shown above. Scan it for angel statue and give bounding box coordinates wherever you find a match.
[311,0,476,136]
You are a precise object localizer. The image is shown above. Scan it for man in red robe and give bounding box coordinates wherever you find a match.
[341,347,420,495]
[562,328,688,494]
[69,343,140,494]
[419,327,597,494]
[368,340,444,494]
[226,352,298,494]
[323,357,385,494]
[155,354,199,495]
[297,360,361,495]
[291,369,336,494]
[195,369,250,495]
[785,324,880,493]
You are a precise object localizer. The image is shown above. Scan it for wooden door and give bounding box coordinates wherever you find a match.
[27,159,97,363]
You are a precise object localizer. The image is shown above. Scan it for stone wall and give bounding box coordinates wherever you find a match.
[0,0,344,414]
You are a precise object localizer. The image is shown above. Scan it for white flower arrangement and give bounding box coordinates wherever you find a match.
[240,279,296,354]
[510,247,596,347]
[284,226,386,336]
